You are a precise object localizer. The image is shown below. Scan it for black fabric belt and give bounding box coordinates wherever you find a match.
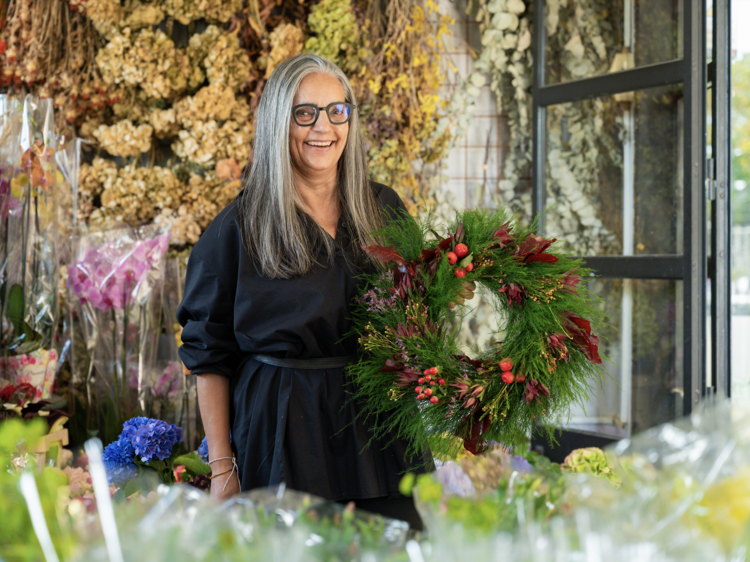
[250,354,359,369]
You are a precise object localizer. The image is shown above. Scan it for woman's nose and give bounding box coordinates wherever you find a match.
[312,111,333,132]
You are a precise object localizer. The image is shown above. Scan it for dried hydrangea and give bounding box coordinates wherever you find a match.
[96,28,190,99]
[148,108,179,138]
[172,119,253,168]
[125,3,166,30]
[78,158,116,223]
[173,83,244,126]
[111,88,151,125]
[164,0,243,25]
[187,25,221,67]
[147,166,184,212]
[94,164,184,226]
[305,0,370,73]
[182,173,242,229]
[78,117,106,141]
[262,23,305,79]
[92,119,153,157]
[203,31,252,92]
[81,0,123,40]
[154,208,202,246]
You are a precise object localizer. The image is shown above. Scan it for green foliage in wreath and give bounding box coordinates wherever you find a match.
[348,209,607,460]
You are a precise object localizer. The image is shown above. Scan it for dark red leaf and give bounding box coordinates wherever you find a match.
[563,312,602,364]
[525,253,559,264]
[381,358,405,372]
[420,249,438,263]
[361,244,407,266]
[437,236,453,251]
[566,312,592,334]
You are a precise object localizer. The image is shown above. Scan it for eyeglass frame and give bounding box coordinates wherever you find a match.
[291,102,356,127]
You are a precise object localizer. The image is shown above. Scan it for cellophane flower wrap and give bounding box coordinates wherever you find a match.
[68,226,169,444]
[148,256,200,450]
[0,94,64,403]
[562,399,750,559]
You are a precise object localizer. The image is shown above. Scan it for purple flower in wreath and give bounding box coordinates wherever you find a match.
[102,439,138,484]
[131,419,183,463]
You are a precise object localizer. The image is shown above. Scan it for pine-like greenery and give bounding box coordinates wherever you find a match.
[347,209,608,461]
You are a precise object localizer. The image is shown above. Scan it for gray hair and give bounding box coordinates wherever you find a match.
[237,53,383,279]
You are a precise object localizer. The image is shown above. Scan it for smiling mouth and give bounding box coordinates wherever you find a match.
[305,141,334,147]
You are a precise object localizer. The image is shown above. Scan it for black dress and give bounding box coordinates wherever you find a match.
[177,182,432,510]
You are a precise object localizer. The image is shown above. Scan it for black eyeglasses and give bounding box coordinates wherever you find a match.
[291,102,355,126]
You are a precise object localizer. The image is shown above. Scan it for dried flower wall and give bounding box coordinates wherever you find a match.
[0,0,464,243]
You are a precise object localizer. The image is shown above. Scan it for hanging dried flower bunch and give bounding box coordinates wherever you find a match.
[202,29,253,92]
[77,157,116,223]
[261,23,305,79]
[0,0,107,135]
[304,0,456,205]
[236,0,314,110]
[4,0,464,249]
[163,0,243,26]
[96,28,191,100]
[87,161,184,226]
[91,119,153,157]
[172,116,253,168]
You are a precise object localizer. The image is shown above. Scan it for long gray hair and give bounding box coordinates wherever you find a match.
[237,53,383,279]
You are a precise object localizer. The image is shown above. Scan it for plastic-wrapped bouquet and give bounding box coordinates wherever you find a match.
[0,95,64,402]
[412,447,568,537]
[102,416,209,492]
[68,227,169,444]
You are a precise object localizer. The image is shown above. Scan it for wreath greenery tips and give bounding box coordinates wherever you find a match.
[348,209,607,460]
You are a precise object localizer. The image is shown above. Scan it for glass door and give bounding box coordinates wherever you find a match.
[731,0,750,406]
[531,0,712,446]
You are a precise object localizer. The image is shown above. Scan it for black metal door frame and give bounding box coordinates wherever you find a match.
[530,0,730,427]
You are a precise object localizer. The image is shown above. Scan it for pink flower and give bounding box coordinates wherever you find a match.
[64,466,93,497]
[174,465,186,483]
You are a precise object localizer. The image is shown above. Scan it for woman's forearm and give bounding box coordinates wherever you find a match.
[196,374,233,462]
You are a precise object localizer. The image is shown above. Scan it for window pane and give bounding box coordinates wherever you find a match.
[544,0,682,85]
[544,84,684,256]
[566,278,683,436]
[731,2,750,406]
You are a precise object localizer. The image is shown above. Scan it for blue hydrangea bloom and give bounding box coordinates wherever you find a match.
[120,416,152,443]
[197,437,209,462]
[102,439,137,484]
[196,432,231,463]
[131,419,183,463]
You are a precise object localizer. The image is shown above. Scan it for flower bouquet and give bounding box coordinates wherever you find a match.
[102,416,210,495]
[0,94,64,402]
[68,227,170,444]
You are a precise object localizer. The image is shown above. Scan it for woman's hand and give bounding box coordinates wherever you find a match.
[448,281,477,309]
[209,458,241,501]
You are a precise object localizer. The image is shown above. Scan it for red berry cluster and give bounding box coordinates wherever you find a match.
[498,357,526,385]
[415,366,446,403]
[448,243,474,277]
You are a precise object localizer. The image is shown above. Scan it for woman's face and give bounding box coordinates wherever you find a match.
[289,73,349,181]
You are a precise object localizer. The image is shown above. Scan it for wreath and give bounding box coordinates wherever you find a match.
[348,209,606,459]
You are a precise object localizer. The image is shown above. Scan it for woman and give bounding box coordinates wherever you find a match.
[177,53,432,527]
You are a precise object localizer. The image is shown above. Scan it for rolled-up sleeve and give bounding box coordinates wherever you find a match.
[177,250,240,378]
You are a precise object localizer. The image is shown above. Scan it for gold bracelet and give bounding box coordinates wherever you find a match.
[209,468,232,479]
